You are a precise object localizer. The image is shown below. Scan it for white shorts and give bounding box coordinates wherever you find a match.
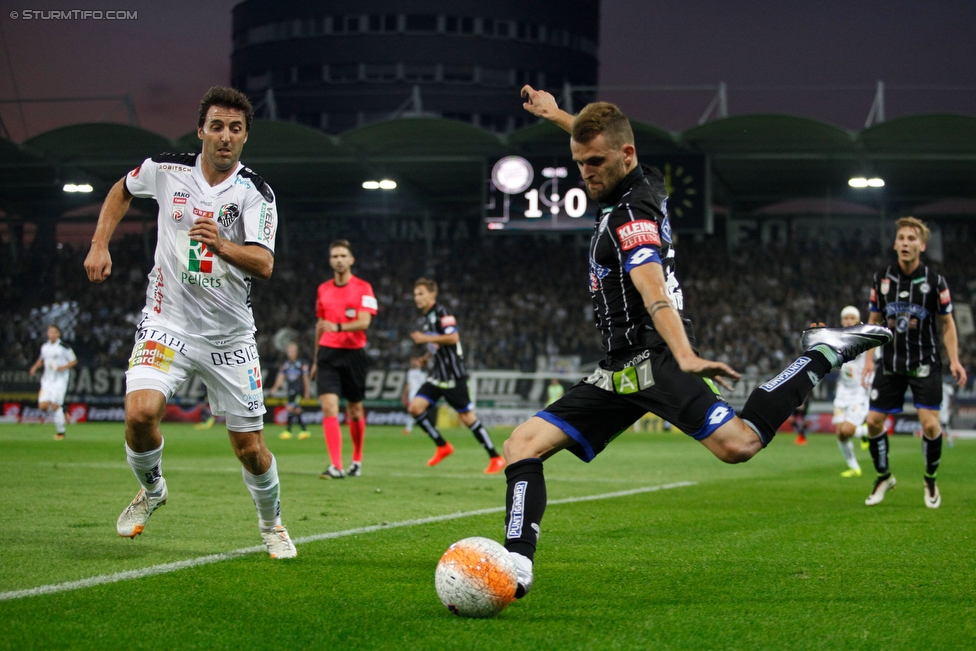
[832,396,869,427]
[125,323,266,428]
[39,378,68,406]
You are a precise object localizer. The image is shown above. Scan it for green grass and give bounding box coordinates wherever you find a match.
[1,422,974,650]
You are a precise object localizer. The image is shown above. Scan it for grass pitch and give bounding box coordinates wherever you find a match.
[1,422,974,650]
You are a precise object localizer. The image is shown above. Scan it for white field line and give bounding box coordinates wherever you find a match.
[0,481,695,602]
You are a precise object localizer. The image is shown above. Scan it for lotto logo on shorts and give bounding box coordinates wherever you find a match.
[616,220,660,251]
[129,341,176,372]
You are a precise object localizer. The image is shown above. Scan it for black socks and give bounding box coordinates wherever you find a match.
[504,458,547,562]
[739,350,833,446]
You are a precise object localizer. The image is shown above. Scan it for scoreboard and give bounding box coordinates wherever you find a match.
[484,154,711,233]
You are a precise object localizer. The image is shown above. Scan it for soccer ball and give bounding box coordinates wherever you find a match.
[434,537,519,618]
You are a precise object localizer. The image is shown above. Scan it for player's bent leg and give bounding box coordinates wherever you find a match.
[118,389,170,538]
[502,418,572,599]
[460,410,504,472]
[699,417,764,464]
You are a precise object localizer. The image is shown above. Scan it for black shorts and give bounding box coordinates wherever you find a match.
[540,344,734,462]
[870,369,942,413]
[416,379,474,414]
[316,347,369,403]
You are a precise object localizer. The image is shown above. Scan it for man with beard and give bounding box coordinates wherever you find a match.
[496,86,892,600]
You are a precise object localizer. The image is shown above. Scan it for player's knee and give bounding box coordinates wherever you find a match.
[233,438,265,469]
[407,402,426,418]
[503,424,537,463]
[125,402,161,434]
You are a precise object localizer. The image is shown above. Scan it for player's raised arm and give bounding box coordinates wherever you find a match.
[629,262,740,389]
[521,85,575,134]
[84,178,133,283]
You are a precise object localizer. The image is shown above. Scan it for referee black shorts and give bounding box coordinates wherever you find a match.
[539,344,734,462]
[316,347,369,403]
[415,379,474,414]
[870,369,942,413]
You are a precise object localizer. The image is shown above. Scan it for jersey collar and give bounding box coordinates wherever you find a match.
[194,155,244,191]
[599,165,644,209]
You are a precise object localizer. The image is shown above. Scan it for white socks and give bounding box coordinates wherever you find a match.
[125,440,165,496]
[838,438,860,470]
[242,455,282,530]
[52,406,66,434]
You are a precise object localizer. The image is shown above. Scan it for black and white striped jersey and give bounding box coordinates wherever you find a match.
[869,264,953,374]
[588,164,692,356]
[421,303,467,381]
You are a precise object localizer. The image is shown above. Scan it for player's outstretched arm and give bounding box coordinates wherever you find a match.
[84,178,133,283]
[521,85,574,134]
[629,262,740,390]
[939,313,969,388]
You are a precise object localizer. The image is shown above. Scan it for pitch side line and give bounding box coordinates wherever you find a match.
[0,481,695,602]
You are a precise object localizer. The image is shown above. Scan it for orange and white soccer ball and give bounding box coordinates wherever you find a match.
[434,537,519,618]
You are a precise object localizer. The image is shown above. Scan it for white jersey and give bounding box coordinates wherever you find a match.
[124,153,277,337]
[39,339,76,385]
[406,368,427,401]
[835,351,869,406]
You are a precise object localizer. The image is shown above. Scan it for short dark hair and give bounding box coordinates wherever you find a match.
[47,323,61,335]
[329,239,352,255]
[572,101,634,149]
[414,277,438,294]
[198,86,253,132]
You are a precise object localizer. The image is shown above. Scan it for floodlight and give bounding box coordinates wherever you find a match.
[848,177,869,188]
[378,179,397,190]
[362,181,380,189]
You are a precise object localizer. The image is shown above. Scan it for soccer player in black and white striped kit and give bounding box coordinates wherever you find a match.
[862,216,968,508]
[407,278,505,474]
[499,87,892,601]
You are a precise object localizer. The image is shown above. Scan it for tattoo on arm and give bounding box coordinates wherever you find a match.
[648,300,672,320]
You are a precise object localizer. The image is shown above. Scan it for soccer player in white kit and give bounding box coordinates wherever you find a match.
[84,87,296,559]
[28,324,77,440]
[833,306,871,477]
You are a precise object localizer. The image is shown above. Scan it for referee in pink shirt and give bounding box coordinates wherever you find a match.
[311,239,377,479]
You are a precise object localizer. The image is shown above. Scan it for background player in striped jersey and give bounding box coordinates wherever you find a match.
[311,240,377,478]
[407,278,505,474]
[833,306,871,477]
[269,341,310,440]
[29,324,77,440]
[862,216,967,508]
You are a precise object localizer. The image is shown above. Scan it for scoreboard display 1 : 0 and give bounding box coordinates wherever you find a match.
[484,155,597,231]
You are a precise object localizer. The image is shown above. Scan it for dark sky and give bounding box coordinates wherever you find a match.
[1,0,974,141]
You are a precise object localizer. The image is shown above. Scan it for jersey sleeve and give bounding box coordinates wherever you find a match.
[611,207,664,273]
[315,285,328,319]
[242,184,277,254]
[868,273,881,312]
[123,158,158,199]
[64,347,77,364]
[937,276,953,315]
[360,282,378,315]
[438,307,458,335]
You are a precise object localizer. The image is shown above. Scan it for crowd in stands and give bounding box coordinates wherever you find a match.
[2,226,974,385]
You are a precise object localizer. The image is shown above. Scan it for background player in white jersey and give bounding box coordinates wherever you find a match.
[833,306,871,476]
[28,324,77,440]
[84,86,296,559]
[401,351,428,435]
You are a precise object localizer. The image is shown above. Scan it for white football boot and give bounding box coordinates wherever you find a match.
[261,525,297,559]
[865,474,896,506]
[117,481,168,538]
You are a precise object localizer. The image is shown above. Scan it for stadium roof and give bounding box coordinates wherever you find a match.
[2,114,975,218]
